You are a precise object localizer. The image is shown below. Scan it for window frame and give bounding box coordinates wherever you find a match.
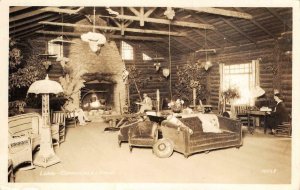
[121,41,134,61]
[221,62,256,105]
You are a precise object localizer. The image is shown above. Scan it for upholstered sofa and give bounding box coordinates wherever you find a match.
[159,115,243,158]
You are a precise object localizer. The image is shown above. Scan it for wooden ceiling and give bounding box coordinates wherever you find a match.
[9,6,292,54]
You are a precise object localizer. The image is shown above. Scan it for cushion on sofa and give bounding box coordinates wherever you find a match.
[166,115,193,134]
[181,113,222,133]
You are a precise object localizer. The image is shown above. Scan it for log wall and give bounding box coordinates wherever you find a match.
[175,40,292,112]
[120,41,170,108]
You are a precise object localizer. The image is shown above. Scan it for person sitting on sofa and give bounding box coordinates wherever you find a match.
[62,100,91,126]
[266,93,289,134]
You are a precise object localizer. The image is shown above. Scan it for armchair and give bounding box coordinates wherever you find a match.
[128,121,159,152]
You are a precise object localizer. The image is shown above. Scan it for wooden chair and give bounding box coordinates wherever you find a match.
[65,111,78,128]
[275,122,292,137]
[51,111,66,146]
[274,115,292,137]
[235,105,252,125]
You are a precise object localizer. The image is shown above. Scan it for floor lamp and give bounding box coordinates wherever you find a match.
[27,75,63,167]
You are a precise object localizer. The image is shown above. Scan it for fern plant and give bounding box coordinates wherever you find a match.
[59,62,88,111]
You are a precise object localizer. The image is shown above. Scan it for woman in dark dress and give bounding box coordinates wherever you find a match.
[266,93,290,134]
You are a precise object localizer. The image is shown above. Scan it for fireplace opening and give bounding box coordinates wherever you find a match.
[81,79,114,112]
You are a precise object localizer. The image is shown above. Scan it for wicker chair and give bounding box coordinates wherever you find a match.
[8,135,34,171]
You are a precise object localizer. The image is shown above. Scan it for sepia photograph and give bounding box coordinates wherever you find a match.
[1,0,300,190]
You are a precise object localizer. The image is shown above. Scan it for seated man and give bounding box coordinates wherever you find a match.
[62,100,91,126]
[139,93,153,113]
[266,93,289,134]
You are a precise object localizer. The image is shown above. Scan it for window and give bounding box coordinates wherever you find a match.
[48,37,63,58]
[221,62,257,105]
[121,41,134,60]
[142,53,152,61]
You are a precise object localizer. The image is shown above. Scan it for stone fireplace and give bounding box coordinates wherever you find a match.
[66,19,126,113]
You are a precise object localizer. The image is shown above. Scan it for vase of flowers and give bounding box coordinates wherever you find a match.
[221,87,240,118]
[168,99,184,113]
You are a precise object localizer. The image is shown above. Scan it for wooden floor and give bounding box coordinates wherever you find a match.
[14,121,291,184]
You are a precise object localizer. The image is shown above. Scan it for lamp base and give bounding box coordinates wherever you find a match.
[34,153,60,168]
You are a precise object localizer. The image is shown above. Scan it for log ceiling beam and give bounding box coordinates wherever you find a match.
[192,29,221,48]
[13,15,81,39]
[112,14,215,30]
[14,25,44,38]
[144,7,157,18]
[39,21,187,36]
[140,7,144,26]
[170,37,197,52]
[160,41,185,54]
[10,9,49,22]
[9,6,75,22]
[35,30,165,41]
[10,15,63,34]
[182,32,205,49]
[235,8,275,39]
[9,6,31,13]
[128,7,140,16]
[221,18,256,44]
[191,15,236,46]
[183,7,253,19]
[266,8,292,30]
[10,13,54,29]
[41,7,84,15]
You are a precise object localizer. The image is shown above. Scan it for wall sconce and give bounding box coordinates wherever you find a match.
[154,62,161,71]
[162,68,170,78]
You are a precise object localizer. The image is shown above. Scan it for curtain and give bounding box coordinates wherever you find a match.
[218,63,224,113]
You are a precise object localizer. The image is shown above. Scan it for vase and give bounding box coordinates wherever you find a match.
[172,107,182,113]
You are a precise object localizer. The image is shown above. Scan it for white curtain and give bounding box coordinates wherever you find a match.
[218,63,224,113]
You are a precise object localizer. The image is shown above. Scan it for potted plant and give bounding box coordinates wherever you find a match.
[221,87,240,118]
[168,98,185,113]
[175,61,209,106]
[9,39,46,116]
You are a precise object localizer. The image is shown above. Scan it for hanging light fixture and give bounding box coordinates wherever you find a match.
[164,7,175,20]
[204,29,213,71]
[81,7,106,53]
[56,14,70,68]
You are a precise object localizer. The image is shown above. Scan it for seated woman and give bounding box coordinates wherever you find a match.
[62,100,91,126]
[266,93,290,134]
[139,93,153,113]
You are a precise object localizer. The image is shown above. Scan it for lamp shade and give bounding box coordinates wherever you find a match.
[27,75,63,94]
[250,86,265,98]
